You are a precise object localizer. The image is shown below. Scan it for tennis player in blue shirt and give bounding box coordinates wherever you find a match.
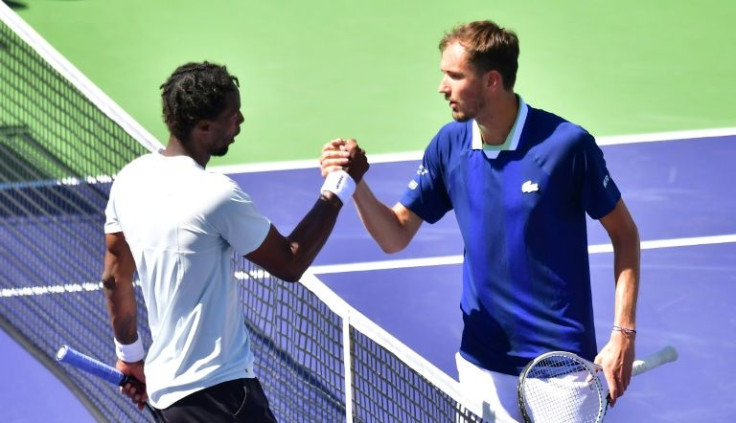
[321,20,640,422]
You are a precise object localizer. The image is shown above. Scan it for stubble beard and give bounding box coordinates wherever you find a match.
[448,98,477,123]
[452,111,471,122]
[452,97,484,122]
[451,107,475,122]
[212,145,229,157]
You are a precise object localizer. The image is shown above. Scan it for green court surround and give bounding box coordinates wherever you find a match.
[14,0,736,166]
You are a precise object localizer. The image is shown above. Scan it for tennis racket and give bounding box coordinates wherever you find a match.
[517,346,678,423]
[56,345,156,416]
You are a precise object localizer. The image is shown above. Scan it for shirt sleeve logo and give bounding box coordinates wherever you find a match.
[521,180,539,193]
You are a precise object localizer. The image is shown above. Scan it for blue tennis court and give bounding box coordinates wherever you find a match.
[2,0,736,420]
[225,131,736,422]
[2,130,735,422]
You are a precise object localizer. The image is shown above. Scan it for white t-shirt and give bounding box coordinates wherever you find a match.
[104,153,271,408]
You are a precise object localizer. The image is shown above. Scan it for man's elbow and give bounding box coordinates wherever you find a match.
[265,265,304,283]
[376,232,411,254]
[101,269,116,291]
[621,219,640,247]
[277,270,303,283]
[380,241,407,254]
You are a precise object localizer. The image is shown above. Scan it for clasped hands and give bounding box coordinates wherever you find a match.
[320,138,369,183]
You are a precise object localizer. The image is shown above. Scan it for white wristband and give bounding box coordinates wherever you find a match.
[114,333,145,363]
[321,170,356,204]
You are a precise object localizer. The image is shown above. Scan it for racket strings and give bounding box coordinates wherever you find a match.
[521,355,606,422]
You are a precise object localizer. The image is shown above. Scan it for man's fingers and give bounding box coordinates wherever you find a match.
[322,138,346,153]
[320,157,349,174]
[605,370,623,407]
[320,165,345,177]
[120,381,148,406]
[321,151,349,162]
[320,145,350,179]
[344,138,358,149]
[120,382,134,395]
[320,138,369,181]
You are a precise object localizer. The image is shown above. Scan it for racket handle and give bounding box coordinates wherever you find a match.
[56,345,135,386]
[632,345,678,376]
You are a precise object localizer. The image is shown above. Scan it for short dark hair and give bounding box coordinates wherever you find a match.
[439,20,519,90]
[160,62,240,141]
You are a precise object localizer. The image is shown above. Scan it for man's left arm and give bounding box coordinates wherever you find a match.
[595,198,640,407]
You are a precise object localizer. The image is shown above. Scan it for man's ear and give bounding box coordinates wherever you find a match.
[185,120,209,144]
[189,120,210,140]
[195,120,211,132]
[485,70,503,90]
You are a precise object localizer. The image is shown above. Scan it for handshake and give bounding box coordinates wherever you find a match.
[319,139,370,202]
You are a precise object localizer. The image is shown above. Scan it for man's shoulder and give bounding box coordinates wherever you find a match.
[525,105,593,144]
[121,152,153,166]
[429,120,472,148]
[114,153,157,179]
[204,171,240,192]
[526,105,585,130]
[422,120,472,160]
[115,154,238,192]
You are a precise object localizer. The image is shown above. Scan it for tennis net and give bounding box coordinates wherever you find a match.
[0,3,481,422]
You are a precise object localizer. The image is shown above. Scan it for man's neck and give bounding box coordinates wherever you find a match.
[163,136,209,168]
[476,92,518,146]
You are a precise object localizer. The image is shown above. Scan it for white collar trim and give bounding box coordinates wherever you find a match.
[472,97,528,159]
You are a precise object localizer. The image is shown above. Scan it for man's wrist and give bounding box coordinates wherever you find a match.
[611,325,637,340]
[321,170,356,205]
[319,191,344,208]
[114,332,145,362]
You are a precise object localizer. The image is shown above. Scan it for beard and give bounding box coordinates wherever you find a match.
[451,106,476,122]
[212,145,230,157]
[452,110,472,122]
[448,97,479,122]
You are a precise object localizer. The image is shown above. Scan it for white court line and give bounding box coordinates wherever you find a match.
[594,127,736,146]
[309,233,736,275]
[0,281,103,298]
[3,234,734,298]
[209,127,736,174]
[0,280,140,299]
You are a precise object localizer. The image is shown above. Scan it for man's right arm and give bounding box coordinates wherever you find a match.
[352,181,423,253]
[320,139,423,254]
[245,192,343,282]
[246,139,369,282]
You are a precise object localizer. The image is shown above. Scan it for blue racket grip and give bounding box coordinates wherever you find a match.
[56,345,137,386]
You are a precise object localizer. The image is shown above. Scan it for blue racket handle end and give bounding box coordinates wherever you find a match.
[56,345,128,386]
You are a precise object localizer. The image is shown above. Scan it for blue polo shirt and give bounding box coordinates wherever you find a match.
[400,101,621,375]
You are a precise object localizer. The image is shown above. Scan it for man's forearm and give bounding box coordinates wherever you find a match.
[612,257,639,331]
[612,217,640,330]
[353,181,416,253]
[103,277,139,344]
[285,193,343,276]
[102,233,139,344]
[600,200,640,331]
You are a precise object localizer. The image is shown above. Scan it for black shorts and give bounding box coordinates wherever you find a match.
[152,378,277,423]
